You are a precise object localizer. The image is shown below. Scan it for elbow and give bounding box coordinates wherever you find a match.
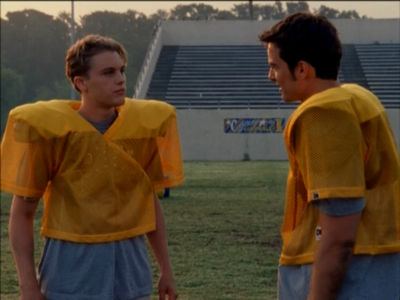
[326,238,355,263]
[9,196,38,233]
[10,207,36,222]
[338,239,355,262]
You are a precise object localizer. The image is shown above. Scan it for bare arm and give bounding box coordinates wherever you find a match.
[307,210,361,300]
[9,195,45,299]
[146,192,178,300]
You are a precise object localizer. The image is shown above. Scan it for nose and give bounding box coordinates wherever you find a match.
[116,71,125,85]
[268,68,276,82]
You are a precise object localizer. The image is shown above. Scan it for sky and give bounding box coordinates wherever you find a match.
[1,1,400,20]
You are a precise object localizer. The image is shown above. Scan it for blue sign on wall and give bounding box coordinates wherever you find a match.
[224,118,286,133]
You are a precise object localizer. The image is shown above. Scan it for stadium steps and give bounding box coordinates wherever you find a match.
[146,46,179,100]
[355,43,400,108]
[146,44,399,109]
[340,44,369,90]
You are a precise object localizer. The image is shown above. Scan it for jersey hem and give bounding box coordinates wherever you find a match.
[279,244,400,265]
[0,182,44,198]
[41,223,156,243]
[307,187,365,201]
[152,175,185,190]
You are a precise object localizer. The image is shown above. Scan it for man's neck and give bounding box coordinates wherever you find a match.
[77,103,117,123]
[301,79,341,103]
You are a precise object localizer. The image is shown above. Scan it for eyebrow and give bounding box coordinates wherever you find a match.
[100,66,125,72]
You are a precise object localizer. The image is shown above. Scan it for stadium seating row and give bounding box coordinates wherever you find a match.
[146,44,400,109]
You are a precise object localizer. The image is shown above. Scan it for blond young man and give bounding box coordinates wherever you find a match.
[1,35,184,300]
[259,12,400,300]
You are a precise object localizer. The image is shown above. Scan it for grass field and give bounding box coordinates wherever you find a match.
[1,161,288,300]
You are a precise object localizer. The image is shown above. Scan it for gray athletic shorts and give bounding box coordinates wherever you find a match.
[278,252,400,300]
[279,198,400,299]
[38,236,153,300]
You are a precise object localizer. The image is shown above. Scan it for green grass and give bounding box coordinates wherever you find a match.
[1,161,288,300]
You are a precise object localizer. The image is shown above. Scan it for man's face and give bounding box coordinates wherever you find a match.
[267,43,301,103]
[82,51,126,109]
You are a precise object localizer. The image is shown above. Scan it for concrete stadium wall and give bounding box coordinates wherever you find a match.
[161,19,400,45]
[176,109,400,161]
[145,19,400,161]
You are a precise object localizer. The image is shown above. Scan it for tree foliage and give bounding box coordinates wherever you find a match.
[1,10,69,101]
[0,2,366,135]
[1,67,25,134]
[315,5,364,19]
[286,1,309,15]
[170,4,219,20]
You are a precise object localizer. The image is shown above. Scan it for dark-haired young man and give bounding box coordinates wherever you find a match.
[259,12,400,300]
[1,35,183,300]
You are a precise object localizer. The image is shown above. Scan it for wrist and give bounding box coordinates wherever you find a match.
[159,263,174,277]
[160,264,173,275]
[20,281,40,294]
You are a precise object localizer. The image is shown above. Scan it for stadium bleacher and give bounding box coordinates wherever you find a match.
[146,44,400,109]
[355,43,400,109]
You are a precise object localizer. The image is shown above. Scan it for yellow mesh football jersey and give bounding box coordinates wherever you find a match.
[1,98,184,243]
[280,84,400,265]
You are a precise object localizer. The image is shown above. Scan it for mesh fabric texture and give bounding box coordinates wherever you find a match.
[1,99,184,243]
[280,84,400,265]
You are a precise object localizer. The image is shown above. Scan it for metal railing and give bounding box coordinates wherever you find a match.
[133,20,163,99]
[173,97,289,110]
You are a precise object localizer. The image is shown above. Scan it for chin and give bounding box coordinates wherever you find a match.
[281,95,298,103]
[114,96,126,106]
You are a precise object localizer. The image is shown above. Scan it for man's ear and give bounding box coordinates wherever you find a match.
[73,76,87,92]
[295,61,312,79]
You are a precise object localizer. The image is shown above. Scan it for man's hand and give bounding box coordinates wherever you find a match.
[157,271,178,300]
[146,193,178,300]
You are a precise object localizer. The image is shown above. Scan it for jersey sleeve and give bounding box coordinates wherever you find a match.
[311,197,366,216]
[1,115,54,198]
[142,112,184,190]
[293,107,366,201]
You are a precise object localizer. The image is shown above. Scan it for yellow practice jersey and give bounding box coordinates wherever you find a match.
[280,84,400,265]
[1,98,184,243]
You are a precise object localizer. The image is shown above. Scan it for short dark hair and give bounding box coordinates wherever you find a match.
[66,34,128,93]
[259,12,342,80]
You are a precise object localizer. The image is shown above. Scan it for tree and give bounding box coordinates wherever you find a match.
[231,3,252,20]
[169,4,219,20]
[149,9,170,21]
[34,79,72,101]
[259,3,278,20]
[271,1,286,19]
[1,67,25,135]
[315,5,340,18]
[314,5,361,19]
[1,10,69,102]
[57,10,82,37]
[337,10,361,19]
[215,10,237,20]
[286,1,310,15]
